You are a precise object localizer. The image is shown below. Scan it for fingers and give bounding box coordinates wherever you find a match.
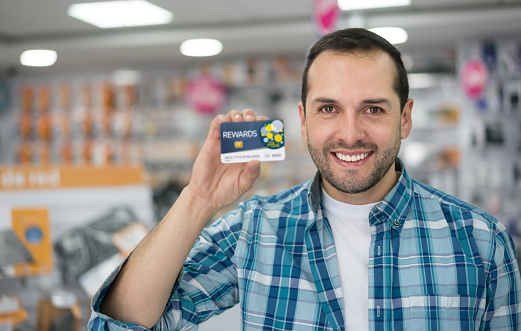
[242,109,256,121]
[207,114,226,140]
[224,109,264,122]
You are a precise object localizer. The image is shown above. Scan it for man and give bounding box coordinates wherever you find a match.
[88,28,521,330]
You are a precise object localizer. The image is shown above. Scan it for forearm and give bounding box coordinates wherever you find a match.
[97,109,263,329]
[100,186,220,329]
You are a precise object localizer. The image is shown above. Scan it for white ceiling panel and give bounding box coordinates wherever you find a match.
[411,0,500,9]
[0,0,521,75]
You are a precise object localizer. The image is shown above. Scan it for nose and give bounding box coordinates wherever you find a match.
[336,110,366,145]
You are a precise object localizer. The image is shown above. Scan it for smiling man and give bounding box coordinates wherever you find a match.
[300,49,412,204]
[89,28,521,331]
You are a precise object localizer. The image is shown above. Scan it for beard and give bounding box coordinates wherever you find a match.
[307,135,401,195]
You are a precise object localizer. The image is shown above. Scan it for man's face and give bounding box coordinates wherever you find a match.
[298,50,413,204]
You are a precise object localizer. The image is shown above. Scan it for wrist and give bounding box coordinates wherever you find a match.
[178,185,221,222]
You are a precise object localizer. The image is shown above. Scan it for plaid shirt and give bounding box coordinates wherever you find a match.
[89,159,521,330]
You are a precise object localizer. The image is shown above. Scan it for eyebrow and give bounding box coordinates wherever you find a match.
[311,97,392,107]
[311,97,337,104]
[362,98,392,107]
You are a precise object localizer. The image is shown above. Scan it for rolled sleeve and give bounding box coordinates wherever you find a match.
[87,254,153,330]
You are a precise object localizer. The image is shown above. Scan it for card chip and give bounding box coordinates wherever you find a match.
[234,141,243,148]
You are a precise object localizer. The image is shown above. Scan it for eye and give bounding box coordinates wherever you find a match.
[367,106,382,114]
[320,105,336,113]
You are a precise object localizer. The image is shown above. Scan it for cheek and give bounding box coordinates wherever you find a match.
[372,125,400,146]
[306,124,328,144]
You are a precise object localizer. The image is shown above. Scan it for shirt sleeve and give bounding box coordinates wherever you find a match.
[87,206,246,331]
[481,221,521,330]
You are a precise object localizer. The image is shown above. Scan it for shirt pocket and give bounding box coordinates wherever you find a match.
[401,294,480,330]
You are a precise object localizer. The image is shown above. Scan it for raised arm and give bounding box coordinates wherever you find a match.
[99,109,265,329]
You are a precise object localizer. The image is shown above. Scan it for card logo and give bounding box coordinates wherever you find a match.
[260,120,284,149]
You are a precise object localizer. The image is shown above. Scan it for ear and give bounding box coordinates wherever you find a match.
[400,98,413,140]
[298,102,308,142]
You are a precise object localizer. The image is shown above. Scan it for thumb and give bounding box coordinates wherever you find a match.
[247,160,261,174]
[241,160,261,188]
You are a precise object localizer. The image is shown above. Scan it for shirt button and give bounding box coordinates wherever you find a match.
[393,220,400,227]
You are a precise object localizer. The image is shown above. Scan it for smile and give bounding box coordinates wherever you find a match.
[335,152,370,162]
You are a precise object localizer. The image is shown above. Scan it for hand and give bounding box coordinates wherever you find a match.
[185,109,267,214]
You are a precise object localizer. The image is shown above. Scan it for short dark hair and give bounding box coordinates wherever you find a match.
[301,28,409,113]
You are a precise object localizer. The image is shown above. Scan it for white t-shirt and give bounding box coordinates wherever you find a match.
[321,188,377,331]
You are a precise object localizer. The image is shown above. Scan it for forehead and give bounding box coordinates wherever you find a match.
[306,50,397,99]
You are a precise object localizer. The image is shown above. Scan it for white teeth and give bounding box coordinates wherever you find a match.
[335,152,369,162]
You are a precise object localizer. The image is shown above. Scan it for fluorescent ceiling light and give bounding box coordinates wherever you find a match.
[338,0,410,11]
[369,27,408,44]
[20,50,57,67]
[180,39,223,57]
[68,0,173,28]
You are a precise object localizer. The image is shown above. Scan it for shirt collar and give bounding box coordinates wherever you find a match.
[307,157,413,230]
[370,158,413,230]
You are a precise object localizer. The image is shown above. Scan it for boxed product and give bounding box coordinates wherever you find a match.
[0,206,53,278]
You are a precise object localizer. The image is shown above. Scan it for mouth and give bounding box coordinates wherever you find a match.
[334,151,371,163]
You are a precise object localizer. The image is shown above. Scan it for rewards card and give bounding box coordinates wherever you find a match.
[220,119,285,163]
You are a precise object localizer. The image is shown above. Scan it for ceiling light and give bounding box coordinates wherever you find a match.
[180,39,223,57]
[68,0,173,29]
[20,50,57,67]
[338,0,410,11]
[369,27,408,44]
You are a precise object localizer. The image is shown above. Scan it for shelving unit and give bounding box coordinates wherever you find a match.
[0,165,154,330]
[456,38,521,253]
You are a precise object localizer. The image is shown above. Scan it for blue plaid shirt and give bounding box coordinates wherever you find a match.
[88,159,521,330]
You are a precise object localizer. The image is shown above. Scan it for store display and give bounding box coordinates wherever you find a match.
[0,81,9,114]
[186,73,227,115]
[3,55,306,172]
[0,207,53,278]
[0,295,28,329]
[459,56,488,101]
[457,38,521,242]
[485,122,505,145]
[36,296,82,331]
[0,230,33,269]
[54,206,143,278]
[311,0,340,36]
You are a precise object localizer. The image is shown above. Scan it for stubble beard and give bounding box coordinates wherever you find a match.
[307,135,401,195]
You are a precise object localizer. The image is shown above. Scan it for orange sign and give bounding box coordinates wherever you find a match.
[0,165,145,190]
[10,208,53,277]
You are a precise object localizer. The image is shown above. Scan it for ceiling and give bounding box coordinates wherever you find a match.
[1,0,521,76]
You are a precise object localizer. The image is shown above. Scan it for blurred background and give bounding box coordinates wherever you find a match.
[1,0,521,330]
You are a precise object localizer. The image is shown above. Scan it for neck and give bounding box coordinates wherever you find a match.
[322,161,399,205]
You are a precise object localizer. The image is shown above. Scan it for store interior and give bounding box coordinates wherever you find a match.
[1,1,521,330]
